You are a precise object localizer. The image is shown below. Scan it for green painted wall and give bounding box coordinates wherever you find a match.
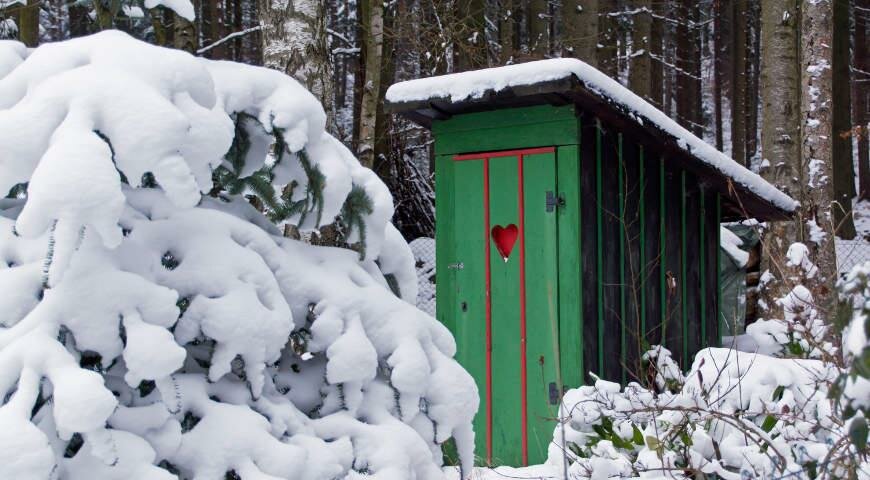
[433,105,722,467]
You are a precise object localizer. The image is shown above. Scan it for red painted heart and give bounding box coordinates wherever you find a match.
[491,224,519,261]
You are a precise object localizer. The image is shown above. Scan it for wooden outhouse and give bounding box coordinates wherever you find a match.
[385,59,795,467]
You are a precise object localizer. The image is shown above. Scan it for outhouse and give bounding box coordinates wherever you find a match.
[385,59,796,467]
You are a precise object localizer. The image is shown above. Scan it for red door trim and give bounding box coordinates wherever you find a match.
[482,157,493,464]
[453,146,555,161]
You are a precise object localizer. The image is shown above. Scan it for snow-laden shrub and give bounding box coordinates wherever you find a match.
[835,262,870,458]
[746,243,836,359]
[548,254,869,479]
[547,347,866,479]
[0,32,477,479]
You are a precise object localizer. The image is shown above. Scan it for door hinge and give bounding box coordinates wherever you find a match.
[546,191,565,212]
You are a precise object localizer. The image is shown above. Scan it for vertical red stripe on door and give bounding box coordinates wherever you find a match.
[483,157,493,465]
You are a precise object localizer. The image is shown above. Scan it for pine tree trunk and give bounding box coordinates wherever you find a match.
[800,0,838,311]
[598,0,618,78]
[746,2,762,162]
[713,0,724,151]
[759,0,801,318]
[731,0,749,165]
[356,0,383,169]
[202,0,227,59]
[562,0,598,66]
[832,0,856,238]
[529,0,550,58]
[628,0,651,102]
[259,0,334,120]
[855,0,870,201]
[675,0,701,136]
[68,3,90,37]
[373,1,395,175]
[648,0,663,110]
[498,0,517,63]
[174,15,198,53]
[17,0,38,46]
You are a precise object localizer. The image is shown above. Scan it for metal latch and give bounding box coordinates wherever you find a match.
[546,191,565,212]
[447,262,464,270]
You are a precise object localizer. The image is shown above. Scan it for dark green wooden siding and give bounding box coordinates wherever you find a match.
[434,105,721,467]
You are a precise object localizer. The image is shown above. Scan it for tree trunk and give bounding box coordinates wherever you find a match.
[528,0,550,58]
[562,0,598,66]
[648,0,663,110]
[713,0,724,151]
[201,0,227,59]
[746,1,761,163]
[259,0,333,121]
[832,0,856,238]
[69,2,91,37]
[356,0,383,169]
[150,8,174,47]
[731,0,749,165]
[173,14,198,53]
[675,0,701,136]
[17,0,38,47]
[759,0,801,318]
[498,0,518,63]
[628,0,651,101]
[598,0,618,78]
[855,0,870,201]
[800,0,838,312]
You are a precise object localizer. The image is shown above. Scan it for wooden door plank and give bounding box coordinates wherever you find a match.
[488,155,523,466]
[556,145,583,392]
[451,159,488,462]
[522,151,559,465]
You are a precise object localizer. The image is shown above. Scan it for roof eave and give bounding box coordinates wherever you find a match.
[385,77,795,222]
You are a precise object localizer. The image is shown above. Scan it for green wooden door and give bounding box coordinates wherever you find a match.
[450,148,559,467]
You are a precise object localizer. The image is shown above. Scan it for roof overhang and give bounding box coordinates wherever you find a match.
[386,74,794,222]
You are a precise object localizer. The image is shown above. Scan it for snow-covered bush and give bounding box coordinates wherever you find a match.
[0,32,477,479]
[835,262,870,458]
[548,346,868,479]
[548,254,869,479]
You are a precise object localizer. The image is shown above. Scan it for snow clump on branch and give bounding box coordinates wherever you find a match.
[0,31,478,480]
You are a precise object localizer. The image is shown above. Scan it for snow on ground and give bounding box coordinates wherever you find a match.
[387,58,798,214]
[443,466,556,480]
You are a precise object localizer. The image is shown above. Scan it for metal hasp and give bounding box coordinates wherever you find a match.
[545,190,564,212]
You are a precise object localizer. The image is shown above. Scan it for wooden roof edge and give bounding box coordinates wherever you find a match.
[385,76,795,222]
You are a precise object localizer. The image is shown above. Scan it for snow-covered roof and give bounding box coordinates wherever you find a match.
[386,58,798,219]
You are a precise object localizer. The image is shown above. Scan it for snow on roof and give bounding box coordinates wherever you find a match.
[386,58,798,213]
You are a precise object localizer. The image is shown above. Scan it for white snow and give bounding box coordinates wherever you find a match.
[0,32,478,479]
[720,226,749,267]
[387,58,798,213]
